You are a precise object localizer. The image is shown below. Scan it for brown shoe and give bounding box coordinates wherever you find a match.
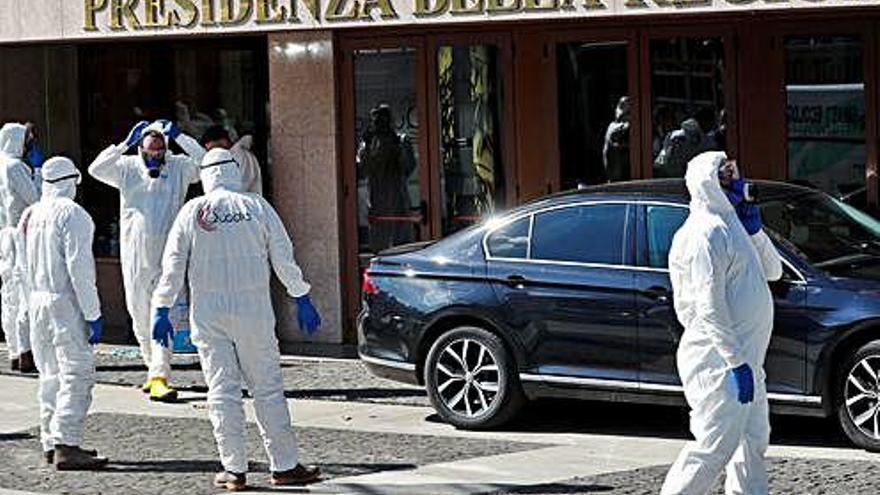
[11,358,19,371]
[213,471,247,491]
[45,447,99,464]
[18,351,36,373]
[271,464,321,485]
[54,445,108,471]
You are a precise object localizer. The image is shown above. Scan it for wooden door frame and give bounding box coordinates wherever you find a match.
[769,20,878,209]
[638,25,739,179]
[425,32,517,238]
[337,35,430,338]
[540,28,641,188]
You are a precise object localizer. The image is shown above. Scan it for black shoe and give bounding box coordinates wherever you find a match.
[271,464,321,485]
[18,351,36,374]
[54,445,108,471]
[214,471,247,491]
[45,447,99,465]
[11,358,19,371]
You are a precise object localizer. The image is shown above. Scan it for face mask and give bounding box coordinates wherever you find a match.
[142,151,166,179]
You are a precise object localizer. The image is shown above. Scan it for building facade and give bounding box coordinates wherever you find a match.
[2,0,878,347]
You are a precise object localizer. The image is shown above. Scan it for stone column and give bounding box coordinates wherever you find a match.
[267,31,343,346]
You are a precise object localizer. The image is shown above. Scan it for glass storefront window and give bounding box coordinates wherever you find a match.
[557,41,630,189]
[785,36,865,199]
[437,45,505,236]
[80,38,268,257]
[353,48,422,264]
[651,37,726,178]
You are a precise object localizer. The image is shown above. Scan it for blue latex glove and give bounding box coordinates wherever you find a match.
[295,295,322,336]
[725,179,762,235]
[155,119,182,141]
[123,120,151,148]
[26,143,45,168]
[87,318,103,345]
[731,363,754,404]
[152,307,174,348]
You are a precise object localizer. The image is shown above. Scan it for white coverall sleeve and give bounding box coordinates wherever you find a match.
[62,211,101,321]
[263,200,311,298]
[174,133,205,185]
[0,229,14,280]
[152,206,193,309]
[14,211,31,298]
[690,233,744,368]
[750,230,783,282]
[9,162,39,206]
[87,144,128,189]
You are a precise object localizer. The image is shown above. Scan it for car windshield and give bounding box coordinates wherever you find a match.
[761,191,880,269]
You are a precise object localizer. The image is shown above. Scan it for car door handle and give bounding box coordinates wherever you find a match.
[644,286,671,304]
[504,275,528,288]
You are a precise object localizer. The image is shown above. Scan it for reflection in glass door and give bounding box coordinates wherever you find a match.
[557,41,630,189]
[436,44,506,236]
[785,36,866,200]
[650,37,726,178]
[353,48,424,269]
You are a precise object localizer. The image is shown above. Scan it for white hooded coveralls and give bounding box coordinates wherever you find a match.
[87,131,201,380]
[152,148,311,474]
[661,151,783,495]
[0,123,40,359]
[20,157,101,452]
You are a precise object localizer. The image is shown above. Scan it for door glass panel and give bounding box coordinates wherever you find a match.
[785,36,865,200]
[646,205,689,269]
[437,45,505,236]
[354,48,422,268]
[651,37,727,178]
[557,41,630,189]
[531,205,627,264]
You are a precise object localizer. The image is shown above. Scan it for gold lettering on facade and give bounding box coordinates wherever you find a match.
[144,0,169,26]
[84,0,109,31]
[325,0,359,19]
[110,0,143,30]
[289,0,320,22]
[200,0,218,25]
[169,0,199,26]
[255,0,289,22]
[451,0,483,14]
[414,0,449,16]
[523,0,557,10]
[486,0,521,12]
[221,0,253,24]
[359,0,399,18]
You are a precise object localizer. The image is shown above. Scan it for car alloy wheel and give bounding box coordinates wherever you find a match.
[424,325,525,429]
[844,355,880,440]
[434,338,500,418]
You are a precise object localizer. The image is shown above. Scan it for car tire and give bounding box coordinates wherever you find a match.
[837,340,880,451]
[424,326,525,430]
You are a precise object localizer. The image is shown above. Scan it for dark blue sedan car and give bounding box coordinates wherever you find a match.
[358,180,880,450]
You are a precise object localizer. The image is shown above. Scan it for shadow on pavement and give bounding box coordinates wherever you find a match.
[283,388,427,401]
[426,398,851,449]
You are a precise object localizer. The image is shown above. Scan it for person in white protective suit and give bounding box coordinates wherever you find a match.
[0,122,40,373]
[200,125,263,195]
[150,148,322,491]
[0,227,20,369]
[661,151,783,495]
[88,119,202,402]
[20,157,107,470]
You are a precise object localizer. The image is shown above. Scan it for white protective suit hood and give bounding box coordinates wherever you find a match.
[685,151,735,217]
[200,148,242,194]
[0,123,27,159]
[40,157,81,200]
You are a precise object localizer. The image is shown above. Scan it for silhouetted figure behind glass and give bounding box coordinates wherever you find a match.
[357,104,416,252]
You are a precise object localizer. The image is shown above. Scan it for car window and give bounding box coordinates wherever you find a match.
[646,206,689,269]
[531,204,628,265]
[486,217,530,259]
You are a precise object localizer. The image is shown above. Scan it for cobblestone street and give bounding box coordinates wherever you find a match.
[0,346,878,494]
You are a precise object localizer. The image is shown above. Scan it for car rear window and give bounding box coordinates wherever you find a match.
[531,204,627,265]
[486,217,530,259]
